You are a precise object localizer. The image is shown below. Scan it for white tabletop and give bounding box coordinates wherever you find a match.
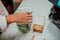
[14,0,60,40]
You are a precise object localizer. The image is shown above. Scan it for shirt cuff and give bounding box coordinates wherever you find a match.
[0,15,7,32]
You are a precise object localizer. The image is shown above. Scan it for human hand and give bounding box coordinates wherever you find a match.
[6,12,32,24]
[14,12,32,23]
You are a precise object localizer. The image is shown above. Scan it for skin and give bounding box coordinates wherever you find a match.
[16,0,22,3]
[6,12,32,24]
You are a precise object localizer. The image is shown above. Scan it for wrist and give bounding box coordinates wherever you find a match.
[6,14,15,24]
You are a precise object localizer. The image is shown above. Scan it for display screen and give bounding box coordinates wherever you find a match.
[57,0,60,6]
[49,0,60,8]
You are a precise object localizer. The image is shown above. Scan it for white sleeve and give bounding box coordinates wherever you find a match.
[0,15,7,32]
[0,0,9,16]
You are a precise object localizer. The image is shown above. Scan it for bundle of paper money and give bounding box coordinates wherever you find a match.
[17,23,30,33]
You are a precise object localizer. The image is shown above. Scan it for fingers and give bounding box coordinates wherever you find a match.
[28,15,32,17]
[27,12,32,23]
[27,16,32,23]
[27,17,32,20]
[27,20,32,23]
[26,12,31,14]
